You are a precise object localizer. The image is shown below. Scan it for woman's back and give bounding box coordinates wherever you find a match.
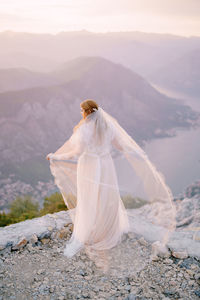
[80,114,114,155]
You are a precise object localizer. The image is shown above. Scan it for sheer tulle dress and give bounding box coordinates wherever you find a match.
[47,107,177,274]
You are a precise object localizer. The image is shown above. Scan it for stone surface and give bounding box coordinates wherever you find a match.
[151,241,171,258]
[0,208,200,299]
[0,209,200,259]
[30,233,38,245]
[0,235,199,299]
[11,237,27,251]
[0,210,72,251]
[172,250,188,259]
[56,227,70,239]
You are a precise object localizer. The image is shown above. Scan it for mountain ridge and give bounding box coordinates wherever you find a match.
[0,56,199,206]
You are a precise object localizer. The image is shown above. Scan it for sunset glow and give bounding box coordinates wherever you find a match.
[0,0,200,36]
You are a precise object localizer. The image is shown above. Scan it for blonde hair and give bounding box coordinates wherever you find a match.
[73,99,99,132]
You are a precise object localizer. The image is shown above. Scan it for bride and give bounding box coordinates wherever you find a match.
[46,99,176,272]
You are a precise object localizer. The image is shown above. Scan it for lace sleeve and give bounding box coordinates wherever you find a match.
[49,123,88,161]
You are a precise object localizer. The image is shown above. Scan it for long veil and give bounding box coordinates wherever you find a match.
[48,106,177,276]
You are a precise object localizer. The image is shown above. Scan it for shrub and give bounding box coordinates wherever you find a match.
[39,192,68,216]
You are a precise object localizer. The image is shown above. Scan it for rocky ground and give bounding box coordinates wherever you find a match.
[0,231,200,300]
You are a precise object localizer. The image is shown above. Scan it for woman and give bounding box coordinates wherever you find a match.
[46,99,176,273]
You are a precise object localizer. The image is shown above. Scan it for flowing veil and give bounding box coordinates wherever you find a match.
[48,106,177,276]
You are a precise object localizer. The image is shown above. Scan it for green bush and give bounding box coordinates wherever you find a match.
[0,194,39,226]
[121,194,148,208]
[0,192,73,227]
[0,211,11,227]
[39,192,68,216]
[9,195,40,221]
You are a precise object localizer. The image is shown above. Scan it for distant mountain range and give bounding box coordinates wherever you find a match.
[0,56,200,193]
[0,30,200,77]
[0,68,60,93]
[149,48,200,97]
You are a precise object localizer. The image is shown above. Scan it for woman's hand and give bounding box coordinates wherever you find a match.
[46,152,76,161]
[46,153,54,160]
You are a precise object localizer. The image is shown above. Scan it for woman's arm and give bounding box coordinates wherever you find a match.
[111,137,124,151]
[46,123,89,161]
[46,150,80,161]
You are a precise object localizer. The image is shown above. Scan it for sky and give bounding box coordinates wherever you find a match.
[0,0,200,37]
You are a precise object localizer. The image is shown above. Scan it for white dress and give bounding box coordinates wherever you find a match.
[48,107,177,271]
[49,116,130,254]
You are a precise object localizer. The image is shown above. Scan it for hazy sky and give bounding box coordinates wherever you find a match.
[0,0,200,36]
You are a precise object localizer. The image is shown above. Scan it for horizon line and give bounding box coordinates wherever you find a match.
[0,29,199,38]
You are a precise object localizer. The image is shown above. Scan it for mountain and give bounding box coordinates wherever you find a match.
[0,56,200,209]
[0,51,60,73]
[0,30,200,76]
[149,48,200,97]
[0,68,60,92]
[51,56,200,136]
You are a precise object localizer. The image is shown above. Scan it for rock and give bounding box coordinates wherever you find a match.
[194,273,200,283]
[39,231,51,240]
[138,237,148,246]
[40,238,50,245]
[0,228,199,300]
[189,279,195,286]
[30,234,38,245]
[124,293,136,300]
[163,289,180,298]
[34,276,40,282]
[56,228,70,239]
[178,257,200,269]
[38,284,50,295]
[49,286,55,293]
[0,245,5,251]
[194,290,200,297]
[172,250,188,259]
[11,237,27,251]
[187,269,195,277]
[85,275,92,281]
[125,285,131,291]
[176,216,193,227]
[64,223,73,232]
[151,241,171,258]
[150,254,160,261]
[27,244,34,252]
[127,232,136,239]
[164,258,173,264]
[37,269,45,275]
[191,263,198,270]
[79,269,86,276]
[169,280,177,286]
[1,209,200,260]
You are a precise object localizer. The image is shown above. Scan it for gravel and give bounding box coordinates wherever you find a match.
[0,232,199,300]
